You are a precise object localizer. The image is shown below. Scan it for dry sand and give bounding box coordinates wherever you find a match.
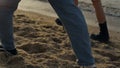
[18,0,120,32]
[0,10,120,68]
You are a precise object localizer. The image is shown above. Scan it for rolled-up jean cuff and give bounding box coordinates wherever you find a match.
[77,61,95,66]
[78,63,95,66]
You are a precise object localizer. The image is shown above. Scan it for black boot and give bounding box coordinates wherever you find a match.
[0,45,17,55]
[91,22,109,43]
[6,49,18,55]
[0,45,4,51]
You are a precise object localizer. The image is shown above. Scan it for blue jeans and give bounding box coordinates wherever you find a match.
[48,0,95,66]
[0,0,20,50]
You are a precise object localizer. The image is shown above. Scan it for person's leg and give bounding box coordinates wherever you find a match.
[0,9,15,50]
[0,0,20,55]
[48,0,95,66]
[91,0,109,43]
[55,0,78,26]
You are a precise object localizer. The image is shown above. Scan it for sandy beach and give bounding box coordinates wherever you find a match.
[0,0,120,68]
[18,0,120,32]
[0,10,119,68]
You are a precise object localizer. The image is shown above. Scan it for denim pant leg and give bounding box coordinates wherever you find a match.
[48,0,95,66]
[0,10,15,50]
[0,0,20,50]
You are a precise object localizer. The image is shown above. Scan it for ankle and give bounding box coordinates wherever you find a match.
[99,22,109,36]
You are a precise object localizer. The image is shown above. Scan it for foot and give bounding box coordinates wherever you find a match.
[55,18,63,26]
[81,64,96,68]
[6,49,18,55]
[76,59,96,68]
[90,34,109,43]
[0,45,17,55]
[0,45,4,51]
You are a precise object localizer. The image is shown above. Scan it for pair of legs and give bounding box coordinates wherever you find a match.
[56,0,109,43]
[0,0,95,67]
[0,0,20,55]
[48,0,95,67]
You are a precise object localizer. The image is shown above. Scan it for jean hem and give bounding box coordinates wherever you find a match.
[78,62,95,66]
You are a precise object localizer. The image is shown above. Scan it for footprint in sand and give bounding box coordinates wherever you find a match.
[18,42,48,54]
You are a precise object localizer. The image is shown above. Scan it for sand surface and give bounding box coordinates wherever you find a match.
[18,0,120,32]
[0,10,120,68]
